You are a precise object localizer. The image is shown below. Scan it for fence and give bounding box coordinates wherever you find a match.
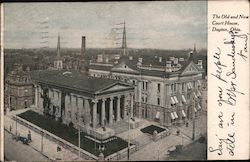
[13,115,98,160]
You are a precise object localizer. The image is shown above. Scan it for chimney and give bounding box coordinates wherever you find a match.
[179,58,184,62]
[105,57,109,63]
[165,61,172,72]
[198,60,203,69]
[188,51,194,61]
[138,57,143,63]
[97,54,103,63]
[159,57,162,62]
[169,57,175,61]
[129,56,133,60]
[174,58,178,64]
[81,36,86,56]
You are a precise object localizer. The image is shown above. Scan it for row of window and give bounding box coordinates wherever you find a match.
[142,95,161,105]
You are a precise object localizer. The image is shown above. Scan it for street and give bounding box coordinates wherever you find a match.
[4,130,50,161]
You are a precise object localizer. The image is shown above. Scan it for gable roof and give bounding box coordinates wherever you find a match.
[31,70,134,96]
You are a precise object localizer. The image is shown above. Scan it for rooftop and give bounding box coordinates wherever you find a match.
[31,70,132,94]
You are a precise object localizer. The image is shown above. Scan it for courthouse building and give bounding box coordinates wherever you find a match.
[88,48,205,127]
[31,70,135,132]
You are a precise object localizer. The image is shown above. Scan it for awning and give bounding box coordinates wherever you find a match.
[193,92,198,99]
[156,111,160,119]
[189,82,193,89]
[197,103,201,110]
[181,110,186,117]
[173,96,179,104]
[170,112,175,120]
[194,107,197,112]
[171,97,176,105]
[197,90,202,97]
[173,111,178,119]
[182,95,187,104]
[197,80,201,86]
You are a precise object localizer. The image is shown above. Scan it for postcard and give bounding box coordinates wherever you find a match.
[0,1,249,161]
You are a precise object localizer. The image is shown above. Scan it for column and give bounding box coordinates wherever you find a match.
[78,97,84,124]
[138,81,142,118]
[109,97,114,125]
[65,94,69,123]
[116,96,121,122]
[84,98,91,125]
[92,100,97,128]
[130,93,134,118]
[35,85,38,108]
[123,96,127,120]
[101,98,106,126]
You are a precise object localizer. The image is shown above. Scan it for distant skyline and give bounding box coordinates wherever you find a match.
[4,1,207,50]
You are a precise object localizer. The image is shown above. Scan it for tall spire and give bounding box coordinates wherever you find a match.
[193,43,197,54]
[122,21,127,56]
[57,33,61,59]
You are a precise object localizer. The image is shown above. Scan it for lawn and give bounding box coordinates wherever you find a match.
[18,110,129,157]
[140,125,166,135]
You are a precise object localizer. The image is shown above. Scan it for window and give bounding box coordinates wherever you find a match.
[132,80,136,85]
[157,98,160,105]
[145,82,148,90]
[157,83,161,93]
[171,84,174,93]
[145,96,148,103]
[76,97,78,106]
[142,81,145,90]
[182,83,185,91]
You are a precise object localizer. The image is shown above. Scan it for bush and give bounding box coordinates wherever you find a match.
[18,110,130,156]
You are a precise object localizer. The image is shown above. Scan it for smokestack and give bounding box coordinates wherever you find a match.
[81,36,86,56]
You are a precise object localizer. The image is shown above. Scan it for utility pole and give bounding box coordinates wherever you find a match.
[78,115,82,159]
[41,131,43,153]
[192,92,196,141]
[15,115,17,136]
[127,98,130,161]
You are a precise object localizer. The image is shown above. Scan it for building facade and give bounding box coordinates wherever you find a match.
[5,65,34,111]
[88,51,205,127]
[31,70,135,131]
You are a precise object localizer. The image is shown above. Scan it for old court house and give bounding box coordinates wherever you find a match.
[31,69,135,131]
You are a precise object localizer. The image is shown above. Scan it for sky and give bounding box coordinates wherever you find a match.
[3,1,207,50]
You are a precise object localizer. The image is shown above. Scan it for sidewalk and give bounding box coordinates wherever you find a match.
[120,113,207,161]
[4,110,86,161]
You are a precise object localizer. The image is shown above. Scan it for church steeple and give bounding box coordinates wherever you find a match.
[57,33,61,59]
[188,43,197,62]
[54,32,63,70]
[122,21,127,56]
[193,43,197,55]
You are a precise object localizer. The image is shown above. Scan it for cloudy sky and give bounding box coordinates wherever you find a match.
[4,1,207,49]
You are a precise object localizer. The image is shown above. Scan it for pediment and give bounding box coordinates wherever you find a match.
[111,62,138,73]
[97,82,133,94]
[181,62,201,75]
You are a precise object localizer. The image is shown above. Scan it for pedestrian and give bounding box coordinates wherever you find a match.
[27,130,32,141]
[9,125,12,133]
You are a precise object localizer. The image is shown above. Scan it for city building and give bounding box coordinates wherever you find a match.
[31,69,135,139]
[5,65,34,111]
[88,47,205,127]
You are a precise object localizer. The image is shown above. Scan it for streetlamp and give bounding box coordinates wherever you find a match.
[126,96,131,161]
[192,92,196,141]
[41,131,44,153]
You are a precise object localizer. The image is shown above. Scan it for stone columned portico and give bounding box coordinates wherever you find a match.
[31,70,135,139]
